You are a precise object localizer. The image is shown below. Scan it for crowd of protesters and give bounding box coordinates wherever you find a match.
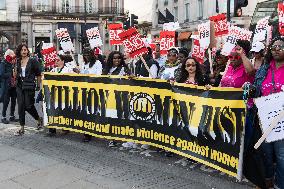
[0,35,283,189]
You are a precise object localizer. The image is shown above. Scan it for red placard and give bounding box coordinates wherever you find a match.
[209,14,229,36]
[192,39,205,64]
[41,46,57,68]
[108,23,123,45]
[278,3,284,35]
[118,27,148,58]
[159,31,175,55]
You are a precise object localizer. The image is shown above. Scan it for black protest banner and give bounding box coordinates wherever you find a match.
[43,73,246,179]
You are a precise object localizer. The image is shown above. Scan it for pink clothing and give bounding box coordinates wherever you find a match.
[185,79,197,85]
[261,60,284,97]
[220,64,254,88]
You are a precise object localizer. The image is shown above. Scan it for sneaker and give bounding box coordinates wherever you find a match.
[108,141,117,147]
[1,118,9,124]
[9,116,19,122]
[122,142,135,148]
[141,144,150,150]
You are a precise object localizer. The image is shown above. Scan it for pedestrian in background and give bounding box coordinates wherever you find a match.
[0,49,18,124]
[14,44,42,136]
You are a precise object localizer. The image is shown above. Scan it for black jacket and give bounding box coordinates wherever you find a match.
[135,55,159,78]
[16,57,41,89]
[0,59,14,89]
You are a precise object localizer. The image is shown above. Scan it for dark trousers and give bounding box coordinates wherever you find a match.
[16,87,39,126]
[2,87,17,118]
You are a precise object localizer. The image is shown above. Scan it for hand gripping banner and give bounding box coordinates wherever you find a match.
[43,73,246,179]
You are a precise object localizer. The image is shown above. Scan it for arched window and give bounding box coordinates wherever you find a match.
[59,0,75,13]
[33,0,50,12]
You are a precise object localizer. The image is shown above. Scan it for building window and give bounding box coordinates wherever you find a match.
[86,0,96,13]
[33,0,49,12]
[174,6,178,21]
[185,3,189,21]
[164,0,168,6]
[0,10,6,21]
[198,0,203,19]
[0,0,6,10]
[60,0,74,13]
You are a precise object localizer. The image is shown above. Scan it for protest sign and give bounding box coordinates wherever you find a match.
[86,27,103,49]
[43,73,246,179]
[254,91,284,143]
[163,22,180,31]
[209,14,229,36]
[198,21,211,49]
[192,39,205,64]
[55,28,74,52]
[108,23,123,45]
[253,17,269,43]
[118,27,148,58]
[41,43,57,68]
[159,31,175,55]
[278,3,284,36]
[221,26,252,56]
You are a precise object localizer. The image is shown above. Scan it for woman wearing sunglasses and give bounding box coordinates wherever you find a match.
[220,40,255,88]
[158,48,180,80]
[244,36,284,189]
[176,57,208,86]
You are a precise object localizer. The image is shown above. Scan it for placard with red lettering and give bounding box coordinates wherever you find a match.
[253,16,269,43]
[278,3,284,36]
[192,39,205,64]
[55,28,74,52]
[118,27,148,58]
[86,27,103,48]
[209,14,229,36]
[221,26,252,56]
[159,31,175,55]
[198,21,211,49]
[41,43,57,68]
[108,23,123,45]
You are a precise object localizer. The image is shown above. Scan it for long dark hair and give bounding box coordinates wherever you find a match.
[177,57,205,85]
[16,44,30,59]
[103,51,128,75]
[264,36,284,65]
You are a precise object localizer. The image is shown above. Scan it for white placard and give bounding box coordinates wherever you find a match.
[163,22,180,31]
[253,17,269,43]
[86,27,103,49]
[254,91,284,143]
[221,26,252,56]
[198,21,210,50]
[55,28,75,52]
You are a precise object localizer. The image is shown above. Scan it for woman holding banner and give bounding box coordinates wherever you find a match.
[244,36,284,189]
[14,44,42,136]
[46,54,75,137]
[103,51,131,147]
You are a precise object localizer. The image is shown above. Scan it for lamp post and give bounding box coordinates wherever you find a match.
[227,0,231,22]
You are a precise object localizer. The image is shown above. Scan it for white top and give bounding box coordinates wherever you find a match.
[21,66,26,77]
[149,64,158,79]
[159,66,179,80]
[109,67,126,76]
[80,60,102,75]
[65,61,77,69]
[51,66,74,74]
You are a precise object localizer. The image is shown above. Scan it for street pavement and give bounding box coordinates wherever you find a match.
[0,103,253,189]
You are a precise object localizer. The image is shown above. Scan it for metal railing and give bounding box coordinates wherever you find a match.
[20,5,125,16]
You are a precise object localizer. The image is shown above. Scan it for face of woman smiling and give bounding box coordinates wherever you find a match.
[112,53,122,67]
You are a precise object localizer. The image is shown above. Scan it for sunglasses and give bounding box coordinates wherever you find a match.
[228,55,241,60]
[167,53,177,57]
[271,45,284,51]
